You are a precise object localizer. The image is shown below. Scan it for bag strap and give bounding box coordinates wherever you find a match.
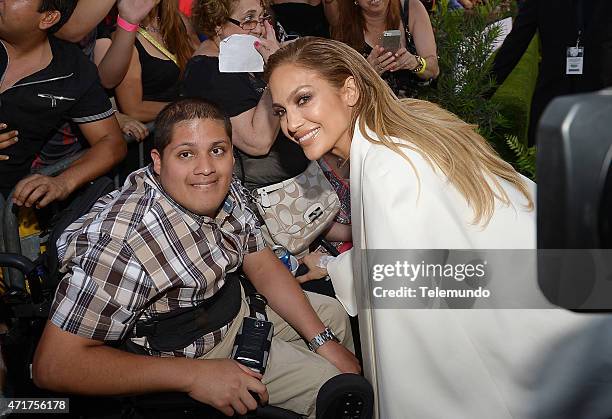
[400,0,418,55]
[401,0,410,27]
[115,273,243,352]
[137,27,178,65]
[112,286,171,349]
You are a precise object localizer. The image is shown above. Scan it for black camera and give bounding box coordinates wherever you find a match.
[231,294,274,374]
[537,88,612,310]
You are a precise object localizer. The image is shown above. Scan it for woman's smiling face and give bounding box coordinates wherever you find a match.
[268,63,357,161]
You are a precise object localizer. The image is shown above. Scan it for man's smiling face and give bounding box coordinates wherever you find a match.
[151,118,234,217]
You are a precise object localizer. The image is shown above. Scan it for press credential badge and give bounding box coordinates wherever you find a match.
[566,46,584,75]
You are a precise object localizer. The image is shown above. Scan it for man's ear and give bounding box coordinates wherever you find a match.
[151,149,162,175]
[342,76,359,107]
[39,11,61,31]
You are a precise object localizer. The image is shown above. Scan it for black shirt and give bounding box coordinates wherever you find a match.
[0,36,114,196]
[181,55,308,190]
[271,2,330,38]
[134,39,180,102]
[491,0,612,144]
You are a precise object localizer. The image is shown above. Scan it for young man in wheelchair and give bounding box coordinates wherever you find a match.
[32,98,361,418]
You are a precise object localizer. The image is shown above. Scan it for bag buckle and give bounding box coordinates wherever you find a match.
[304,203,324,223]
[250,189,270,208]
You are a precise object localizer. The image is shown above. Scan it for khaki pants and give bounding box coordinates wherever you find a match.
[204,290,354,418]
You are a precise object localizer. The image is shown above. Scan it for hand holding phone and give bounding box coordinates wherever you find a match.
[366,46,396,75]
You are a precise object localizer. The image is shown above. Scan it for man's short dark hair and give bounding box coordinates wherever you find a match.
[154,98,233,156]
[38,0,77,33]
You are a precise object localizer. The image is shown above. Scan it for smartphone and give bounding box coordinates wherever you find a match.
[381,30,401,53]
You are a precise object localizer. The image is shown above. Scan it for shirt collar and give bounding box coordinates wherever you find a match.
[1,37,69,84]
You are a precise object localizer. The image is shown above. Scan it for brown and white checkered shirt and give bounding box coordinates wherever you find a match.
[51,166,265,358]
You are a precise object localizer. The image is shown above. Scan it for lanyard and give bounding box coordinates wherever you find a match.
[575,0,584,45]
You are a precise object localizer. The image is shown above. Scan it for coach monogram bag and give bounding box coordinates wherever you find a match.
[252,161,340,255]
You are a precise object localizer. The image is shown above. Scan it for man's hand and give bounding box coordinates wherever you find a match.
[316,341,361,374]
[186,359,269,417]
[12,174,71,208]
[117,0,158,25]
[0,123,19,160]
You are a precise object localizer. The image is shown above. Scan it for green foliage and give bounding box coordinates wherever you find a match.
[505,134,536,180]
[420,0,510,142]
[491,34,540,147]
[419,0,540,176]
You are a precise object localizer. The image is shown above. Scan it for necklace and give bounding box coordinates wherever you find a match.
[337,156,349,167]
[140,16,161,33]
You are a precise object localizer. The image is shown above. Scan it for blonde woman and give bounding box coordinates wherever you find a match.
[265,37,607,418]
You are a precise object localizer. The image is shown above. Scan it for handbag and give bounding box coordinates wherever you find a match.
[252,160,340,255]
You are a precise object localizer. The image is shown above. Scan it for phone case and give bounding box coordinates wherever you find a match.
[382,30,401,52]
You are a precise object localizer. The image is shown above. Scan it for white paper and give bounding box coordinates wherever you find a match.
[218,34,264,73]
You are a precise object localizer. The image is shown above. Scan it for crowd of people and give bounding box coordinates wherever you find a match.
[1,0,612,418]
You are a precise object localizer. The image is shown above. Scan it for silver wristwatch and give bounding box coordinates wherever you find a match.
[307,327,340,352]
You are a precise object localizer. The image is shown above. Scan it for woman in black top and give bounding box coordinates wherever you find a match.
[183,0,308,190]
[271,0,336,38]
[115,0,199,123]
[332,0,439,97]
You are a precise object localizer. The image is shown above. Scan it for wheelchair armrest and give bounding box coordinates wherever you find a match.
[0,252,36,292]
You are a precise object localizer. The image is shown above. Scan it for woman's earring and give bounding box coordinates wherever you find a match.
[354,0,358,4]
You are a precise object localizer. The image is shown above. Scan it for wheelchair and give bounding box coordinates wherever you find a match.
[0,167,373,418]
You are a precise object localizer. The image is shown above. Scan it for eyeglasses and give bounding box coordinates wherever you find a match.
[227,14,272,31]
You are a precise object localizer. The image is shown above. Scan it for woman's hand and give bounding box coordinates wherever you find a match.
[254,20,281,64]
[117,0,158,25]
[366,46,396,75]
[295,251,330,284]
[117,113,149,142]
[389,47,419,72]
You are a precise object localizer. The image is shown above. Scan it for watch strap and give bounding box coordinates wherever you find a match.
[307,327,340,352]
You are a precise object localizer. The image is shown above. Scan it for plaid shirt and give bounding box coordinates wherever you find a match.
[51,166,265,358]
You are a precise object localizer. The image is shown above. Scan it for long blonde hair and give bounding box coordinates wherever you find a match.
[264,37,534,225]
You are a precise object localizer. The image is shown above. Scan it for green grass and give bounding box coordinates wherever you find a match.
[491,34,540,146]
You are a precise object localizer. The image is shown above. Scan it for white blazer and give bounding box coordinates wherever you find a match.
[328,122,612,419]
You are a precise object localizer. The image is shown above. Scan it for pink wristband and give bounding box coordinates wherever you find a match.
[117,15,138,32]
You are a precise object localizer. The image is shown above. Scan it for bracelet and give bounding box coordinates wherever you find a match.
[410,55,426,75]
[416,56,428,75]
[117,15,138,33]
